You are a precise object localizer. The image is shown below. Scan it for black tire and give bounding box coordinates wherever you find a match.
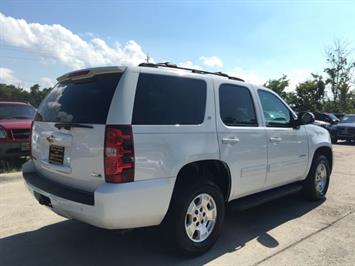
[303,154,330,201]
[166,180,225,255]
[331,137,337,144]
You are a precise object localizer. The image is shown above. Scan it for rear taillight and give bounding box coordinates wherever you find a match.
[104,125,135,183]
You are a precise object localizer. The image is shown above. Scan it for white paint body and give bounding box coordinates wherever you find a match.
[23,66,332,229]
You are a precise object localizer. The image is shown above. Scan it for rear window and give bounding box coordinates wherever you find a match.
[35,73,122,124]
[132,74,206,125]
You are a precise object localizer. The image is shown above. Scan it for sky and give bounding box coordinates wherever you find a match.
[0,0,354,90]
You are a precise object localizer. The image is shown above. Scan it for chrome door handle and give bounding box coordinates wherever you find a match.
[222,137,240,144]
[269,137,282,143]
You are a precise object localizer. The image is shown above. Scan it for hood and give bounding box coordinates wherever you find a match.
[335,123,355,128]
[0,119,32,130]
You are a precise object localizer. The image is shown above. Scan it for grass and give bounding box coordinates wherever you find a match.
[0,157,29,174]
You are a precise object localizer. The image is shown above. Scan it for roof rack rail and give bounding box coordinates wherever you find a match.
[138,62,244,82]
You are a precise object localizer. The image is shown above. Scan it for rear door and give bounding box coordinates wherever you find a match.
[216,82,268,199]
[32,72,122,191]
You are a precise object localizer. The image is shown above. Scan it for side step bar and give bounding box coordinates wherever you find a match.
[228,182,303,212]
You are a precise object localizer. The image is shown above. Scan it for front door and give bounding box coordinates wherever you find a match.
[257,89,308,188]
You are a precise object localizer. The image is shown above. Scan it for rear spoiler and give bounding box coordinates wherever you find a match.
[57,66,126,83]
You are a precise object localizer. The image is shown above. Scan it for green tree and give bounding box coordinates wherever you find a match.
[0,83,52,107]
[263,74,289,99]
[324,41,355,113]
[294,74,325,112]
[285,91,297,108]
[263,75,297,107]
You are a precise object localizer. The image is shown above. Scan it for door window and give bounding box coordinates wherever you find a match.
[258,90,291,127]
[219,84,258,127]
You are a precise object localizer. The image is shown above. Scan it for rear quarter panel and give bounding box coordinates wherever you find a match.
[130,70,219,181]
[105,68,219,225]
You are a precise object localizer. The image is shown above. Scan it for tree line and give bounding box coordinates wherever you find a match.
[264,41,355,114]
[0,83,51,107]
[1,41,354,113]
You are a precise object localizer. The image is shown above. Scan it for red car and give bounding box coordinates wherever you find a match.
[0,101,36,158]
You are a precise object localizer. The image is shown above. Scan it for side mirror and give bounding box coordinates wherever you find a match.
[300,112,315,125]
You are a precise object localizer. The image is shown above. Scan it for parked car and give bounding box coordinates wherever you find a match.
[312,119,331,131]
[333,113,345,121]
[0,101,35,158]
[22,63,333,255]
[330,114,355,143]
[313,112,340,125]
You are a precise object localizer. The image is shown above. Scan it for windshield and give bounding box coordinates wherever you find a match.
[341,116,355,123]
[328,113,339,121]
[0,104,35,119]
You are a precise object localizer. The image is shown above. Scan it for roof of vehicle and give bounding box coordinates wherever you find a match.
[55,64,285,105]
[138,62,245,82]
[56,63,247,84]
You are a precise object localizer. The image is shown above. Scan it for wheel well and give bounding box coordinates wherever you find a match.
[314,146,333,174]
[173,160,232,201]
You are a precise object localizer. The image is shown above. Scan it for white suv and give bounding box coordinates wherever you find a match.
[23,63,332,254]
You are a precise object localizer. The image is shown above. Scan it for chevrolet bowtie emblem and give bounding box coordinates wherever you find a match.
[46,135,55,143]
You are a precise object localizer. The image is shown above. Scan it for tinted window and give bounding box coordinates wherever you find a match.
[0,104,35,119]
[342,116,355,123]
[132,74,206,125]
[219,84,257,127]
[258,90,291,127]
[35,73,121,124]
[314,113,322,120]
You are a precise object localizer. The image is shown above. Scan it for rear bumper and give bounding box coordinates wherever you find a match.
[336,134,355,140]
[0,141,30,158]
[332,129,355,140]
[22,160,175,229]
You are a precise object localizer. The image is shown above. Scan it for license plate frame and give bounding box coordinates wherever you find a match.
[48,145,65,165]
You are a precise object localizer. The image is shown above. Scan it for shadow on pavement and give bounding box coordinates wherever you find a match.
[0,194,324,266]
[0,157,28,174]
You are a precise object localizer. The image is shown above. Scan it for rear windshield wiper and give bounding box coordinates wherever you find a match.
[54,123,94,130]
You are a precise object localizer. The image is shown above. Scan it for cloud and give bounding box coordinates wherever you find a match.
[227,67,266,85]
[227,67,313,91]
[0,68,21,84]
[0,12,150,69]
[285,68,313,92]
[39,77,56,88]
[0,67,56,89]
[199,56,223,68]
[178,61,203,70]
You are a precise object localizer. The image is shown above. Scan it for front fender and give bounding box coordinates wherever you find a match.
[304,124,333,176]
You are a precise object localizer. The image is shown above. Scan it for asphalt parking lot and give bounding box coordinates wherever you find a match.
[1,143,355,266]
